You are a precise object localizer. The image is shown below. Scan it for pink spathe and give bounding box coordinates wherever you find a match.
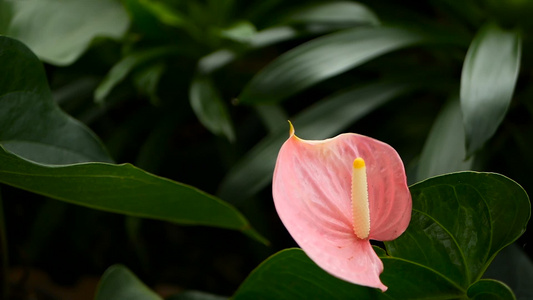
[272,123,412,291]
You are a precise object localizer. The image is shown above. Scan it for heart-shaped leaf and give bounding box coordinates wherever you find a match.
[386,172,530,295]
[233,248,380,299]
[0,36,112,164]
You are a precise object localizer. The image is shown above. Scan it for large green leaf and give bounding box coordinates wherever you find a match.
[0,36,112,164]
[460,23,521,156]
[416,98,473,181]
[95,265,162,300]
[232,248,381,300]
[0,0,129,66]
[0,146,266,244]
[238,26,423,104]
[219,82,411,203]
[232,248,464,300]
[386,172,530,295]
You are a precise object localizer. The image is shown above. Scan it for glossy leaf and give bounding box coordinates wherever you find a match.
[219,82,411,203]
[416,98,473,181]
[0,36,112,164]
[460,23,521,156]
[0,0,129,66]
[233,248,464,299]
[467,279,515,300]
[189,76,236,142]
[95,265,162,300]
[0,146,266,244]
[386,172,530,292]
[238,27,423,104]
[378,256,465,299]
[233,248,380,300]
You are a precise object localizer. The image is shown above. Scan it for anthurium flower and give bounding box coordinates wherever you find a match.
[272,122,412,291]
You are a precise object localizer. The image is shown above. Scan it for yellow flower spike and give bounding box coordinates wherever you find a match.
[352,157,370,240]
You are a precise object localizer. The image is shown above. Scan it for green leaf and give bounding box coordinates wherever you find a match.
[0,0,129,66]
[0,36,112,164]
[460,23,521,156]
[483,244,533,299]
[219,81,411,203]
[416,98,473,181]
[232,248,381,299]
[95,265,162,300]
[284,1,379,26]
[467,279,515,300]
[238,27,423,104]
[95,46,179,103]
[379,257,465,299]
[189,76,236,142]
[386,172,530,292]
[0,146,267,244]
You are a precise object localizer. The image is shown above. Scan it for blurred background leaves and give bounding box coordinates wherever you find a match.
[0,0,532,299]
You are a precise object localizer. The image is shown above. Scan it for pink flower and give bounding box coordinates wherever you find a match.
[272,122,412,291]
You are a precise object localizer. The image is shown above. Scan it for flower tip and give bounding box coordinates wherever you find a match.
[353,157,365,168]
[288,120,295,137]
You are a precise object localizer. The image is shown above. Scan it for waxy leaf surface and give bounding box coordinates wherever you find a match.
[0,146,266,244]
[0,36,112,165]
[460,23,521,156]
[386,172,530,295]
[238,26,423,104]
